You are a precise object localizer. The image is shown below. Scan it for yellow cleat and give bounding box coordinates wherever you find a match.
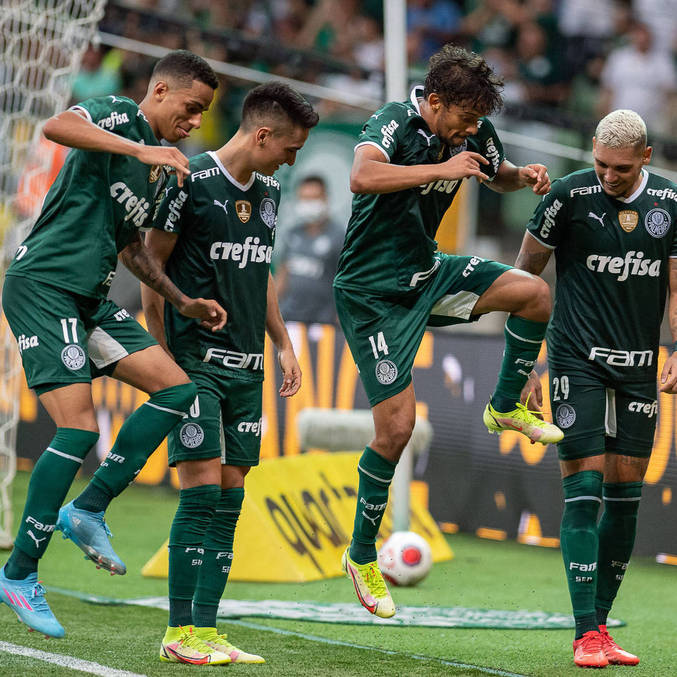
[194,627,265,664]
[160,625,231,665]
[341,548,395,618]
[483,400,563,445]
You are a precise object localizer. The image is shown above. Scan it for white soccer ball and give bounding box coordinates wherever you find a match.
[377,531,433,587]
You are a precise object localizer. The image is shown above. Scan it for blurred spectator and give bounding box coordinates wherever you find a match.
[407,0,463,64]
[599,21,677,134]
[633,0,677,53]
[275,176,344,326]
[71,46,123,102]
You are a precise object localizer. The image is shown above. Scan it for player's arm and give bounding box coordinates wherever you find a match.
[139,229,178,353]
[265,272,301,397]
[660,257,677,393]
[514,230,553,276]
[488,159,551,195]
[42,109,191,186]
[121,231,227,331]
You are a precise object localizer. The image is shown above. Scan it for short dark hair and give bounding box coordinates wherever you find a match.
[299,175,327,192]
[241,82,319,131]
[152,50,219,91]
[423,44,503,116]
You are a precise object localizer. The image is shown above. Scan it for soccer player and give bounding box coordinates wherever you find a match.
[142,82,318,665]
[0,51,227,640]
[333,44,563,619]
[517,109,677,668]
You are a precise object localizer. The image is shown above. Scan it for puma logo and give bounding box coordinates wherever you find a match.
[370,112,382,120]
[417,129,435,147]
[214,199,229,214]
[588,211,606,227]
[27,530,46,549]
[362,511,379,527]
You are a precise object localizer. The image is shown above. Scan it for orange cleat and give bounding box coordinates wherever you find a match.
[599,626,639,666]
[573,630,609,668]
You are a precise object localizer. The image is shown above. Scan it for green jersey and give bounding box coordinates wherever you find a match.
[334,85,505,295]
[527,168,677,382]
[153,151,279,381]
[7,96,163,299]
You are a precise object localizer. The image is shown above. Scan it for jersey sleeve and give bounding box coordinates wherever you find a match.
[69,95,138,137]
[354,102,409,162]
[152,174,191,235]
[526,178,569,249]
[471,117,505,181]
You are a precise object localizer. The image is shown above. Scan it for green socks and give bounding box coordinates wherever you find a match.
[6,428,99,579]
[349,446,396,565]
[491,315,547,413]
[560,470,603,639]
[74,382,197,512]
[595,481,642,626]
[193,487,244,629]
[167,484,221,628]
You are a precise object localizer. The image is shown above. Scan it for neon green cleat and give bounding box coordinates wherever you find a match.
[194,627,265,664]
[341,547,395,618]
[483,400,564,445]
[159,625,231,665]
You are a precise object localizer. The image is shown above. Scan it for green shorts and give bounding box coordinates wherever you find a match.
[168,369,263,467]
[334,253,510,406]
[549,363,657,460]
[2,275,156,394]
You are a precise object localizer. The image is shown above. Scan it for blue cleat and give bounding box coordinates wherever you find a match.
[0,565,65,637]
[56,501,126,575]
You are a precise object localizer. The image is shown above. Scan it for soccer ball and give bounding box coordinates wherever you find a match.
[377,531,432,586]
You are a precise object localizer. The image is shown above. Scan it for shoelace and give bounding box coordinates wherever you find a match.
[178,627,213,654]
[213,633,236,651]
[90,512,114,540]
[580,631,604,652]
[363,562,387,597]
[28,582,51,613]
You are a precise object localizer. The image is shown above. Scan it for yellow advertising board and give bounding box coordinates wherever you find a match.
[142,451,453,582]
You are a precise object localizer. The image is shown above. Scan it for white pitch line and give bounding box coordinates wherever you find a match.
[0,641,147,677]
[228,619,528,677]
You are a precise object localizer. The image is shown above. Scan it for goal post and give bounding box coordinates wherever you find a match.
[0,0,107,548]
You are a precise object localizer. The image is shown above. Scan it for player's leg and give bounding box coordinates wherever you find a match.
[193,380,264,662]
[472,268,562,443]
[58,304,197,572]
[160,374,230,665]
[0,277,99,636]
[592,384,653,666]
[550,366,609,667]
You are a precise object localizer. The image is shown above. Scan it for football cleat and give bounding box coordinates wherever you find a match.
[599,626,639,665]
[56,501,126,575]
[573,630,609,668]
[342,548,395,618]
[0,566,64,638]
[483,400,564,445]
[160,625,231,665]
[194,627,265,664]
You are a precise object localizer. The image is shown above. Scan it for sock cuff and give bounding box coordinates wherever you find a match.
[358,446,396,483]
[505,314,548,344]
[179,484,222,502]
[218,487,245,512]
[50,427,100,461]
[562,470,603,501]
[602,481,643,501]
[148,381,198,415]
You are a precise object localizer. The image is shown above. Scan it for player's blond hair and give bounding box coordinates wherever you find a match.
[595,110,647,150]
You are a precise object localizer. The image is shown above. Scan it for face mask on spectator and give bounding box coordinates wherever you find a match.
[296,199,329,224]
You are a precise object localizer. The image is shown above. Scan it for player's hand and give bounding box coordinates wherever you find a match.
[660,352,677,393]
[277,347,301,398]
[521,369,543,412]
[520,164,550,195]
[439,151,490,183]
[134,145,191,187]
[179,298,227,331]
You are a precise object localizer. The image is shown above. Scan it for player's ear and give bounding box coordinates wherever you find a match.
[428,93,441,112]
[643,146,653,165]
[152,80,169,101]
[255,127,272,146]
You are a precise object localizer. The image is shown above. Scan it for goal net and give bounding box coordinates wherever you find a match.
[0,0,107,547]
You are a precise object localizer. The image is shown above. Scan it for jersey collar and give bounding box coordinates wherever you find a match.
[207,150,256,192]
[597,168,649,204]
[410,85,424,114]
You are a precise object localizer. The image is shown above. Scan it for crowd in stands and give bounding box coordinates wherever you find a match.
[86,0,677,143]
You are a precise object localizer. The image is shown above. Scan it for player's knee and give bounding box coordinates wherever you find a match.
[374,418,414,457]
[522,276,551,321]
[151,381,198,415]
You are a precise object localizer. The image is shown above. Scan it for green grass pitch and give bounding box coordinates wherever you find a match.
[0,471,675,676]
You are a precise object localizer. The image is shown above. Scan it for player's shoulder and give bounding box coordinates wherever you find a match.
[71,95,140,130]
[552,168,600,198]
[645,171,677,206]
[254,172,281,195]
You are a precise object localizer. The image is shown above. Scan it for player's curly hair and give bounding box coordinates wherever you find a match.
[423,44,503,115]
[152,50,219,90]
[242,82,319,130]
